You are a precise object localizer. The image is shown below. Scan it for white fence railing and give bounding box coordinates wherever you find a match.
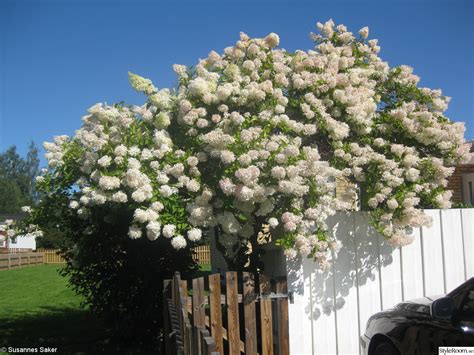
[281,209,474,355]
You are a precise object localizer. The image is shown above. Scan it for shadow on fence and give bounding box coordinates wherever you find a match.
[304,213,396,321]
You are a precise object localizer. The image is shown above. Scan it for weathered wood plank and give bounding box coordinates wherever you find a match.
[208,274,224,353]
[180,279,192,317]
[276,277,289,355]
[243,272,257,355]
[198,327,217,355]
[260,274,273,355]
[203,313,245,352]
[187,294,243,306]
[193,277,205,327]
[226,271,240,355]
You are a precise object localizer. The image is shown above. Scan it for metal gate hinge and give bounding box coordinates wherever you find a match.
[259,292,294,304]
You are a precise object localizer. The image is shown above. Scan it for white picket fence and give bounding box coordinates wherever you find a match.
[283,209,474,355]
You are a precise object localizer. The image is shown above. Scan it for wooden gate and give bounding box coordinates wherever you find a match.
[163,271,290,355]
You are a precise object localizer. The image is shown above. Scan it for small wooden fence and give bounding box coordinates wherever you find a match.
[192,245,211,265]
[0,245,211,271]
[0,249,66,270]
[35,247,211,265]
[36,248,66,264]
[163,271,290,355]
[0,252,44,270]
[0,248,33,254]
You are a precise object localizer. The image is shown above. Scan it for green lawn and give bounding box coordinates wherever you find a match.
[0,265,111,354]
[0,263,212,353]
[198,263,211,272]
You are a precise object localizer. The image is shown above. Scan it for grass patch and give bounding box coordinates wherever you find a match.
[199,263,211,272]
[0,263,213,353]
[0,265,80,319]
[189,263,212,279]
[0,265,112,353]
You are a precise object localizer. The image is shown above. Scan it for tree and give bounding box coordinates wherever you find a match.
[0,143,40,212]
[26,141,40,201]
[28,19,469,270]
[124,20,468,271]
[0,179,24,213]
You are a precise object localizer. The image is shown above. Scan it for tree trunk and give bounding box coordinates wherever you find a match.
[247,215,266,275]
[214,215,266,276]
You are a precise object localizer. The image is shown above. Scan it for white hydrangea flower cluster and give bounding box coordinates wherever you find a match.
[41,100,204,251]
[39,19,468,267]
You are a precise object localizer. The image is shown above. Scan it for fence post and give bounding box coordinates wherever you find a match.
[181,280,190,315]
[226,271,240,355]
[192,277,205,327]
[276,277,290,355]
[198,327,217,355]
[260,275,273,355]
[192,277,205,354]
[208,274,223,353]
[243,272,257,355]
[8,252,10,270]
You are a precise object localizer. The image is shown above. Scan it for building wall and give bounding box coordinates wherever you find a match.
[9,235,36,250]
[447,165,474,203]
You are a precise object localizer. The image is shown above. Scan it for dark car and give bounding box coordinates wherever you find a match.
[361,278,474,355]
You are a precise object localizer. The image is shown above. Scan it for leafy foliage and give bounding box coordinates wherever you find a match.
[0,143,39,213]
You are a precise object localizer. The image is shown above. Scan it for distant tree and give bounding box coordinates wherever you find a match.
[26,142,40,201]
[0,142,40,213]
[0,178,24,213]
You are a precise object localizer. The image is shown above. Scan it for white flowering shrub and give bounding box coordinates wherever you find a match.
[0,217,42,244]
[43,102,205,249]
[27,19,468,271]
[0,219,16,241]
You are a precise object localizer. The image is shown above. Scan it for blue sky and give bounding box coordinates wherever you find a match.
[1,0,473,164]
